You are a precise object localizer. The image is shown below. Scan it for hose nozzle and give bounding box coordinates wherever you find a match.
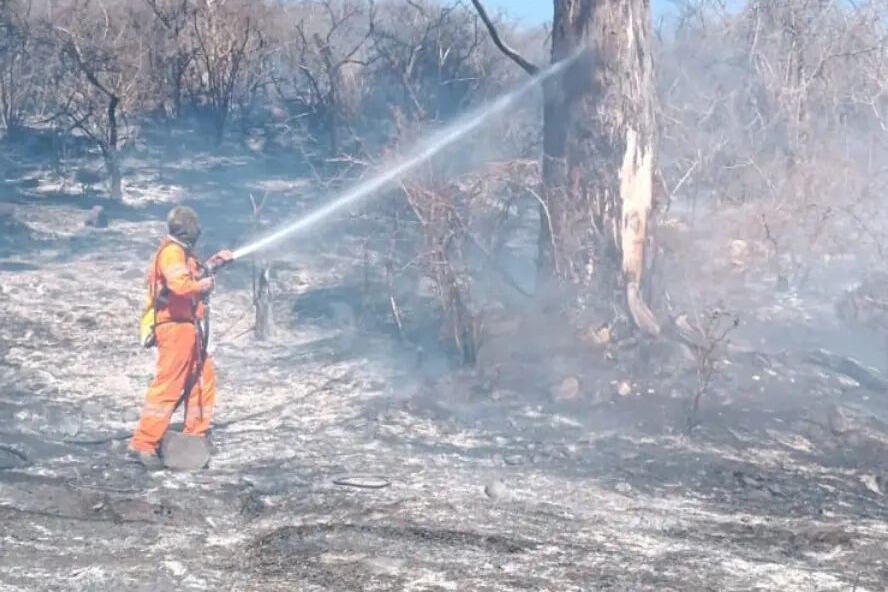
[203,249,236,276]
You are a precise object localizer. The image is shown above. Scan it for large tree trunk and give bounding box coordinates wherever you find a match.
[541,0,659,335]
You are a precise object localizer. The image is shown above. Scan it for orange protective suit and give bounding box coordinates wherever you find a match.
[130,239,216,453]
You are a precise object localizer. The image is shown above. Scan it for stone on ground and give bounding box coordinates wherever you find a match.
[84,206,108,228]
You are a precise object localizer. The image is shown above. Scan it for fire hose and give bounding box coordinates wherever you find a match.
[171,254,234,419]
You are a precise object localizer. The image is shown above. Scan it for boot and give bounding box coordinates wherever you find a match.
[138,451,164,469]
[128,447,163,470]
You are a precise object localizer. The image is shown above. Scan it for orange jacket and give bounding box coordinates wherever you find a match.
[147,238,206,323]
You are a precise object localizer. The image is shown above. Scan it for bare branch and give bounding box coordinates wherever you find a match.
[469,0,538,76]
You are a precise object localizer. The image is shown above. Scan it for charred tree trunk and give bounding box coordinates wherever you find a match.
[471,0,659,335]
[253,262,273,340]
[541,0,659,335]
[249,193,273,340]
[105,95,122,199]
[314,33,340,155]
[173,56,188,119]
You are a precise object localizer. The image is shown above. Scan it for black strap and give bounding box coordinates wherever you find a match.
[153,319,192,328]
[171,287,212,424]
[150,245,163,328]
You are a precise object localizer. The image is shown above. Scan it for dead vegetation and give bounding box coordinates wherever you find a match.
[1,2,888,589]
[248,192,273,340]
[0,0,885,407]
[676,307,740,431]
[0,0,885,392]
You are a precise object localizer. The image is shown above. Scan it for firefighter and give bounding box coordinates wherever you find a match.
[130,206,232,468]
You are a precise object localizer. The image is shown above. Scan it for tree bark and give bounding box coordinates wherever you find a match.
[541,0,659,335]
[249,193,273,340]
[254,263,273,340]
[105,95,122,199]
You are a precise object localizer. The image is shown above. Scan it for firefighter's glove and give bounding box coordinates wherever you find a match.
[206,249,234,273]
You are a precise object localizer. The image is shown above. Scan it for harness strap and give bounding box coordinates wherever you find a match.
[172,316,209,425]
[171,261,212,425]
[152,319,193,328]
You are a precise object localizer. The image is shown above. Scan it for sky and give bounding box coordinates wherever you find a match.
[485,1,678,25]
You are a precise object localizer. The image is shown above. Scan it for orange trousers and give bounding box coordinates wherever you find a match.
[130,322,216,453]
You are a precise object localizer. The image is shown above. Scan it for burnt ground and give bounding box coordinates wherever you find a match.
[1,137,888,591]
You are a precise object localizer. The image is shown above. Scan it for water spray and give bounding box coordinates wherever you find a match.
[231,52,581,261]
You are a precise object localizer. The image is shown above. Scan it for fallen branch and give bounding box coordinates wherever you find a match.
[385,258,405,340]
[805,349,888,392]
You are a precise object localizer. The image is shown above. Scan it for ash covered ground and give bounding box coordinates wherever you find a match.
[1,140,888,591]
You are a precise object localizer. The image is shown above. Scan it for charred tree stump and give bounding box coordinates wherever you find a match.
[249,193,274,340]
[253,263,273,340]
[105,95,122,199]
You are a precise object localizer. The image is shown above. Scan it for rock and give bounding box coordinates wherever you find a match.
[836,276,888,332]
[617,381,632,397]
[484,480,509,500]
[835,374,860,390]
[827,405,850,436]
[245,135,266,153]
[0,203,15,218]
[729,239,750,264]
[733,470,765,489]
[584,324,611,346]
[85,205,108,228]
[163,560,187,578]
[551,376,581,401]
[490,388,515,401]
[860,474,883,496]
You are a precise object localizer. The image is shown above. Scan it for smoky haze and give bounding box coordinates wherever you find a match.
[231,52,578,260]
[1,1,888,590]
